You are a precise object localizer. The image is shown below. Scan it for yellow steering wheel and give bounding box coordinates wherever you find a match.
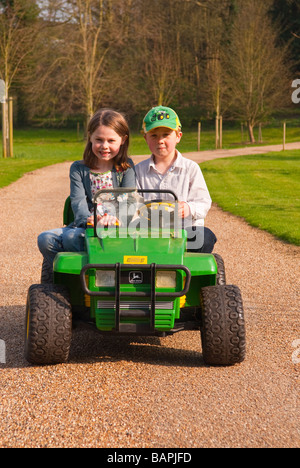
[138,200,176,227]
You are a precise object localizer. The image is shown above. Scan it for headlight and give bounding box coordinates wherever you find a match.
[156,271,176,288]
[95,269,177,288]
[96,270,115,287]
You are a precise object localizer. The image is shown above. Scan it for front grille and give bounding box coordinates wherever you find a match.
[97,300,173,310]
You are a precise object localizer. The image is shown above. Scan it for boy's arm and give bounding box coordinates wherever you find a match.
[186,164,212,221]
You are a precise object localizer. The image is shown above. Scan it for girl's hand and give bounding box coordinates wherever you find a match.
[87,214,100,226]
[98,213,121,227]
[178,201,191,218]
[87,214,121,227]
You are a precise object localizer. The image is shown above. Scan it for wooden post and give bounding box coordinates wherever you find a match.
[197,122,201,151]
[2,100,8,158]
[8,97,13,157]
[215,116,219,149]
[283,122,286,151]
[219,116,223,149]
[258,123,262,143]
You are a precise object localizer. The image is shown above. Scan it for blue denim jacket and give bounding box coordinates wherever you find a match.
[69,159,136,227]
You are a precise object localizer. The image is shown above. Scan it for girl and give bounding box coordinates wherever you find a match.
[38,108,136,269]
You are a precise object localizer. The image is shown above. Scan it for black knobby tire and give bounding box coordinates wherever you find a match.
[213,253,226,285]
[200,284,246,366]
[25,284,72,365]
[41,259,53,284]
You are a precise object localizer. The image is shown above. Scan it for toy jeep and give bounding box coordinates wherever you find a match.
[25,189,246,366]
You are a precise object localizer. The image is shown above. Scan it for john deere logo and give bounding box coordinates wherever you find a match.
[129,271,143,284]
[151,111,170,122]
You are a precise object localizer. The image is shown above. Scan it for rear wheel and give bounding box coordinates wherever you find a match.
[25,284,72,365]
[41,259,53,284]
[200,284,246,366]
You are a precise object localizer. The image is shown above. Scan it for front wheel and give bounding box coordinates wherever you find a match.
[25,284,72,365]
[200,284,246,366]
[213,254,226,285]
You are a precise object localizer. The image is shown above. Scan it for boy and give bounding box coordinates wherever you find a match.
[135,106,216,252]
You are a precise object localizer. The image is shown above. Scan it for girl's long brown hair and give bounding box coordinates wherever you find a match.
[83,108,130,171]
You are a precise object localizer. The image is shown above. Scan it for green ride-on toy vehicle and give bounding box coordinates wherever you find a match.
[25,188,246,366]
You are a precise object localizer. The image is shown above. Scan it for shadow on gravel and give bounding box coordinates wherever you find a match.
[69,326,205,368]
[0,306,28,369]
[0,307,204,369]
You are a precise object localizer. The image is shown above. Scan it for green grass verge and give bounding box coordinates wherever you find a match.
[0,129,84,188]
[201,150,300,245]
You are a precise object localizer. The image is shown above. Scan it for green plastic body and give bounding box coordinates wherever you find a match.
[53,224,217,334]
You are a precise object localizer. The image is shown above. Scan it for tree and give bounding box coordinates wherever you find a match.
[270,0,300,71]
[0,0,40,97]
[51,0,113,124]
[223,0,292,142]
[28,0,130,125]
[195,0,236,119]
[125,0,184,108]
[0,0,40,154]
[1,0,295,127]
[143,18,181,106]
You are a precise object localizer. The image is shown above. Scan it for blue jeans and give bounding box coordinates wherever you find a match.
[38,225,217,265]
[185,226,217,253]
[37,226,86,265]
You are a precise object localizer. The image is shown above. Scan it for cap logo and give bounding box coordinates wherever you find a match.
[151,111,170,122]
[142,106,181,133]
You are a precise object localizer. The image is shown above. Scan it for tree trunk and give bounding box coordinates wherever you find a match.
[248,122,255,143]
[158,90,163,106]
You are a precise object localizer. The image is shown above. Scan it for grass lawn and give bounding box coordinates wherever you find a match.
[135,123,300,153]
[0,129,85,188]
[201,150,300,245]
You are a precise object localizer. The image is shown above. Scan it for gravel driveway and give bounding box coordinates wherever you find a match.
[0,150,299,448]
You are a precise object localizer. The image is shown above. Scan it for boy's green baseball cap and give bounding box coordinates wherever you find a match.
[142,106,182,133]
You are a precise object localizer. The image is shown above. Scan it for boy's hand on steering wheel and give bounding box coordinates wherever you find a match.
[178,201,191,218]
